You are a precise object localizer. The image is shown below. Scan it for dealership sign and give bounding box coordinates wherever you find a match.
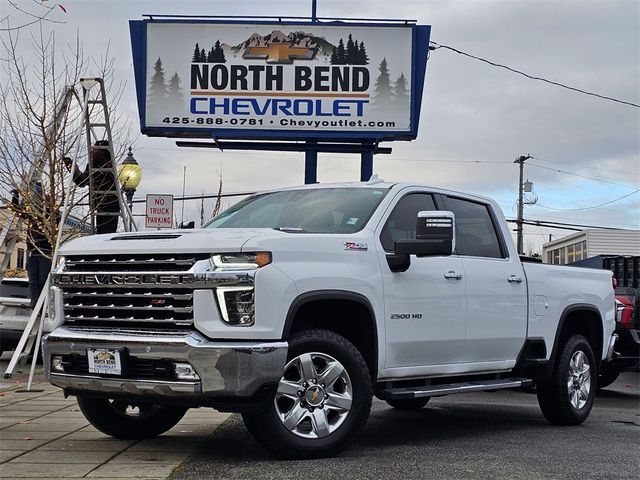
[130,20,430,141]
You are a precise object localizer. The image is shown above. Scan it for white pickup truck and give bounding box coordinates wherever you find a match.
[43,180,616,458]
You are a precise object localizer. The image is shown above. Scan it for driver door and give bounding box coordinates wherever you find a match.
[378,191,467,371]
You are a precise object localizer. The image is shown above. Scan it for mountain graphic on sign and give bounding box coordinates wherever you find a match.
[224,30,336,62]
[189,31,372,65]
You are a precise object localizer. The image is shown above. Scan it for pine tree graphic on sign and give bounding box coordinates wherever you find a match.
[393,72,409,111]
[372,57,393,107]
[148,58,168,103]
[193,40,226,63]
[330,35,369,65]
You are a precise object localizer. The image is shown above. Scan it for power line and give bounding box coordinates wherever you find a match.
[531,157,636,179]
[527,162,639,189]
[429,42,640,109]
[535,188,640,211]
[506,218,625,231]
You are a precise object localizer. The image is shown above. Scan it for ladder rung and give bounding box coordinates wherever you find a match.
[89,168,116,172]
[87,100,105,104]
[89,123,107,127]
[92,191,120,194]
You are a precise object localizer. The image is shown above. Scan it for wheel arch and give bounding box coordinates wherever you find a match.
[549,304,604,372]
[282,290,379,382]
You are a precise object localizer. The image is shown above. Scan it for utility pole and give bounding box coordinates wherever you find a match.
[514,154,532,255]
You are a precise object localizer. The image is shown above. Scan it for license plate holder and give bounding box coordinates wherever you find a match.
[87,348,123,376]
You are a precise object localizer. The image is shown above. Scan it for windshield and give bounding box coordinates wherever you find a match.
[205,188,388,234]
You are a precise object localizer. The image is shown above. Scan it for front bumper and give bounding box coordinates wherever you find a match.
[43,326,288,408]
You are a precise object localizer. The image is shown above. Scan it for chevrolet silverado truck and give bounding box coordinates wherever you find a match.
[43,180,617,458]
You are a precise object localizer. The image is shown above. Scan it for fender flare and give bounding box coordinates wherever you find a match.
[548,303,604,369]
[281,290,379,376]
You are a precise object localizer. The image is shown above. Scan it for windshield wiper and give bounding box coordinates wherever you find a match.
[274,226,308,233]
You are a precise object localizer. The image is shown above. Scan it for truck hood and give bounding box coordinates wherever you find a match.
[57,228,284,256]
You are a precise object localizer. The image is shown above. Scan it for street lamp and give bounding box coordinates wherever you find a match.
[118,147,142,229]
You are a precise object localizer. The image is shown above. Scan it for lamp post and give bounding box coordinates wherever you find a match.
[118,147,142,230]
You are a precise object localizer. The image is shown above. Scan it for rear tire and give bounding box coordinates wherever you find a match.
[386,397,431,410]
[536,334,596,425]
[242,329,372,459]
[77,396,188,439]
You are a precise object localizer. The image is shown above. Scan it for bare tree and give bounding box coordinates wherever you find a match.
[525,240,541,258]
[0,1,67,33]
[0,22,133,258]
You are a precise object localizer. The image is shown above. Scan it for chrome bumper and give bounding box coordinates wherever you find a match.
[43,326,288,404]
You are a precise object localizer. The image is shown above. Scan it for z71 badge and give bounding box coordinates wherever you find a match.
[344,242,368,251]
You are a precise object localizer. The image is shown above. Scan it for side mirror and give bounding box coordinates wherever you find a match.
[394,211,455,257]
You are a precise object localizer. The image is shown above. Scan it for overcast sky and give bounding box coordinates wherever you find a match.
[1,0,638,251]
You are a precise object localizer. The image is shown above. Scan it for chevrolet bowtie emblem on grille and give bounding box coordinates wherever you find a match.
[243,42,316,64]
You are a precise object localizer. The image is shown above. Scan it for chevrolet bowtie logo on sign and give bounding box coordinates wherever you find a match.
[243,41,316,64]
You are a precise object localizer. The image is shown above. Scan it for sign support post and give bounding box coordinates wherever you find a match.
[305,141,318,184]
[360,146,374,181]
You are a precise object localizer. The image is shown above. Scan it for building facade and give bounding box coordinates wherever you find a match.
[0,207,28,274]
[542,229,640,265]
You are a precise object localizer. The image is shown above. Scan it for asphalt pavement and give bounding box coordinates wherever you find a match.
[170,372,640,480]
[1,351,638,480]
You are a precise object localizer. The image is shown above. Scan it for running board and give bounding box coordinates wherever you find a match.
[382,378,533,400]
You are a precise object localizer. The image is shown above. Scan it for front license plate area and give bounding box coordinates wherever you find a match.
[87,348,123,376]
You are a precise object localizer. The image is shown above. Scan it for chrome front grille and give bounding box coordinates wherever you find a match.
[64,254,208,272]
[60,254,209,328]
[62,288,194,326]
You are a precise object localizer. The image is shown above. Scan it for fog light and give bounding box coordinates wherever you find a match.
[52,356,64,372]
[173,363,199,381]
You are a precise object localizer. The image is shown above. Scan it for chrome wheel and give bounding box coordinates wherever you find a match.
[567,350,591,410]
[275,351,353,439]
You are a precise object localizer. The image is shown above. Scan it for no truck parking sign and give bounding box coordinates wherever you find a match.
[145,194,173,229]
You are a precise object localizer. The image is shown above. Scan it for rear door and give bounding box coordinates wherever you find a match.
[440,195,527,365]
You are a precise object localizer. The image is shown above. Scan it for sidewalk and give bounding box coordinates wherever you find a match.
[0,360,230,480]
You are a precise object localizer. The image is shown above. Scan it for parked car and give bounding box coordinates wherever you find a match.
[598,287,639,388]
[570,256,640,388]
[0,277,54,357]
[0,277,31,356]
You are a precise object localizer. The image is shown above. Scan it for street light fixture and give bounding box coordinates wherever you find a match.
[118,147,142,229]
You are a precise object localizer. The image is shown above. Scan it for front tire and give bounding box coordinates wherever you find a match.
[536,334,596,425]
[242,329,373,459]
[77,396,188,439]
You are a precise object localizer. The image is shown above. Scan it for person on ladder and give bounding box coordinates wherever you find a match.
[64,140,120,234]
[10,184,56,308]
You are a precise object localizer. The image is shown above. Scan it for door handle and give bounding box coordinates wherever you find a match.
[507,275,523,283]
[444,271,463,280]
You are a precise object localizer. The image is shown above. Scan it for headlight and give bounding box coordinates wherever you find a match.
[210,252,271,270]
[216,286,255,326]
